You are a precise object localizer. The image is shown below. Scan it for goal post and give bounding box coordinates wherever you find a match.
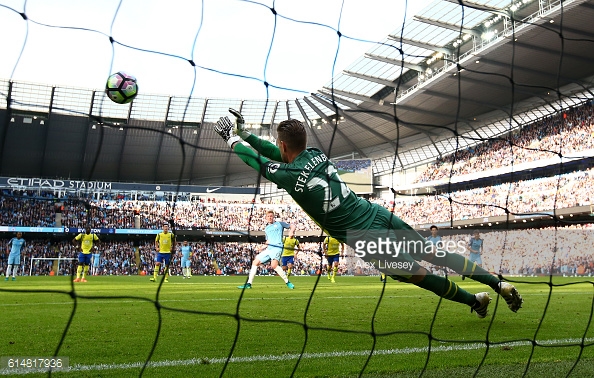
[29,257,76,277]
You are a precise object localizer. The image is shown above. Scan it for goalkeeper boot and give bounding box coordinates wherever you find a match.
[73,278,81,282]
[81,278,87,283]
[472,292,491,319]
[149,277,156,282]
[498,282,523,312]
[238,283,252,289]
[286,282,295,289]
[164,278,169,283]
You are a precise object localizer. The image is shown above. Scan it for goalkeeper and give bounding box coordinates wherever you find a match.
[215,109,524,318]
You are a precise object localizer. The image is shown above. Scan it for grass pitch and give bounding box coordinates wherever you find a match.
[1,275,594,377]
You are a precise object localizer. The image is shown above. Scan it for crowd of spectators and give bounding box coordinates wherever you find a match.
[377,167,594,225]
[2,223,594,279]
[416,102,594,183]
[0,191,57,227]
[2,164,592,231]
[2,104,593,230]
[334,159,372,172]
[419,224,594,277]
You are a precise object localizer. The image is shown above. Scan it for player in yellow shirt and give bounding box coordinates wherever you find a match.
[151,224,175,283]
[281,235,300,278]
[323,236,343,283]
[72,226,100,283]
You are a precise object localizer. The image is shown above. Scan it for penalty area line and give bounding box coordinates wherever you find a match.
[1,337,592,375]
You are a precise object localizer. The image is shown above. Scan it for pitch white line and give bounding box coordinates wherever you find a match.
[0,294,429,307]
[1,337,592,375]
[0,291,581,307]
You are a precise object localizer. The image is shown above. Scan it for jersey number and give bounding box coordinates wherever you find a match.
[306,165,351,213]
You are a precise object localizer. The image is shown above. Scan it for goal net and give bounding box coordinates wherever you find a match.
[1,0,594,376]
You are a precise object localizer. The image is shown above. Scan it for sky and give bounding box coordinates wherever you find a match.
[0,0,432,100]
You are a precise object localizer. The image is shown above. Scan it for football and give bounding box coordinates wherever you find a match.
[105,71,138,104]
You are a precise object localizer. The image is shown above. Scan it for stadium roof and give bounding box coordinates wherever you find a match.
[1,0,594,186]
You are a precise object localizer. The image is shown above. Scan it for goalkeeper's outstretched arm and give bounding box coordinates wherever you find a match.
[233,143,273,177]
[243,134,282,162]
[227,108,282,161]
[215,111,284,183]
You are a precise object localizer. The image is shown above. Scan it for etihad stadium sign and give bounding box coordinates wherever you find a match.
[4,177,112,190]
[0,177,260,195]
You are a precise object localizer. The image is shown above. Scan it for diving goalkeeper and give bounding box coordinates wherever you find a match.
[214,109,523,318]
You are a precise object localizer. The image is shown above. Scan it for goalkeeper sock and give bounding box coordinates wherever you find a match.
[247,265,258,284]
[274,266,289,283]
[83,266,89,278]
[430,252,500,291]
[414,274,476,307]
[76,265,82,279]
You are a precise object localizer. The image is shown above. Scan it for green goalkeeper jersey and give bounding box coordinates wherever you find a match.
[233,135,378,242]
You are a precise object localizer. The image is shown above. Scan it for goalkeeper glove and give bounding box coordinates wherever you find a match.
[215,116,242,148]
[228,108,251,139]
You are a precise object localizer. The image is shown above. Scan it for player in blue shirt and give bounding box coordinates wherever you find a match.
[468,230,484,266]
[5,232,25,281]
[91,251,101,276]
[180,241,193,279]
[238,210,296,289]
[426,225,443,249]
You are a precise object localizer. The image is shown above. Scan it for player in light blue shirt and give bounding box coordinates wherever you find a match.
[468,230,484,266]
[91,252,101,276]
[5,232,25,281]
[238,210,296,290]
[180,241,193,279]
[264,217,290,260]
[426,225,443,249]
